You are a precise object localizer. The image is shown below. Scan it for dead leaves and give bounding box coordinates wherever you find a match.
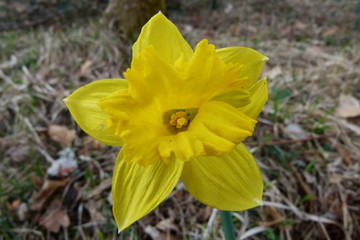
[30,178,69,211]
[334,143,352,165]
[6,200,29,221]
[80,60,92,76]
[30,167,113,233]
[47,148,78,177]
[6,199,22,211]
[39,199,70,233]
[30,154,76,233]
[29,176,71,233]
[48,125,75,148]
[335,94,360,118]
[322,27,339,38]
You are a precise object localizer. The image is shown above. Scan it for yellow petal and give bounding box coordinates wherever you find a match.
[112,150,183,231]
[181,144,263,210]
[188,101,257,155]
[216,47,269,88]
[133,12,193,64]
[98,86,170,166]
[180,40,246,105]
[64,79,127,146]
[126,40,247,110]
[125,46,183,107]
[211,89,251,108]
[239,78,268,119]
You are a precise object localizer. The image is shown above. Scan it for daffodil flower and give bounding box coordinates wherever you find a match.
[64,12,269,231]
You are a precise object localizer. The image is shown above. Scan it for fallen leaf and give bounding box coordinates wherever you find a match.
[335,94,360,118]
[335,143,352,165]
[39,199,70,233]
[322,27,339,37]
[30,175,43,188]
[285,123,308,139]
[17,203,28,221]
[47,148,77,177]
[30,178,69,211]
[80,60,92,76]
[48,125,75,148]
[6,199,21,211]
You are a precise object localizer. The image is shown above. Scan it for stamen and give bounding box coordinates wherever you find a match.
[170,111,189,129]
[164,108,198,133]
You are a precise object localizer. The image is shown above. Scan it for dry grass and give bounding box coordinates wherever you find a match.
[1,0,360,239]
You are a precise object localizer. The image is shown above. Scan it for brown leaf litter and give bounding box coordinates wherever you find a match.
[48,125,75,148]
[0,0,360,239]
[39,199,70,233]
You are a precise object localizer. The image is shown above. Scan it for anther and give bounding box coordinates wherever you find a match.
[170,111,189,129]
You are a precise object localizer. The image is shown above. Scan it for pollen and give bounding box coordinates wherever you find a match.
[169,111,189,129]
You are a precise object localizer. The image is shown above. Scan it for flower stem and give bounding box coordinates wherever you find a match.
[220,211,236,240]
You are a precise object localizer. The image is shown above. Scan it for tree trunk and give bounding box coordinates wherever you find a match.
[105,0,166,42]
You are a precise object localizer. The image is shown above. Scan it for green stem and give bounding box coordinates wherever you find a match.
[220,211,236,240]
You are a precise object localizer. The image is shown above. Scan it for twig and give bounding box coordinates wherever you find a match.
[23,117,45,149]
[76,204,87,240]
[239,226,267,240]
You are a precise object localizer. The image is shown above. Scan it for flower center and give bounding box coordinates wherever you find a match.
[169,111,189,129]
[163,108,198,133]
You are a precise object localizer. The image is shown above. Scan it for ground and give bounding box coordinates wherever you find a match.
[0,0,360,239]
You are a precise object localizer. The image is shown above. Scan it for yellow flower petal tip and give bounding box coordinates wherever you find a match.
[64,12,269,232]
[254,199,264,206]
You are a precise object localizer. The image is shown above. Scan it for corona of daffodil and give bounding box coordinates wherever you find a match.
[64,12,269,231]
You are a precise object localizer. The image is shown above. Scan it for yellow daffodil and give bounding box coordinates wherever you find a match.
[64,12,269,231]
